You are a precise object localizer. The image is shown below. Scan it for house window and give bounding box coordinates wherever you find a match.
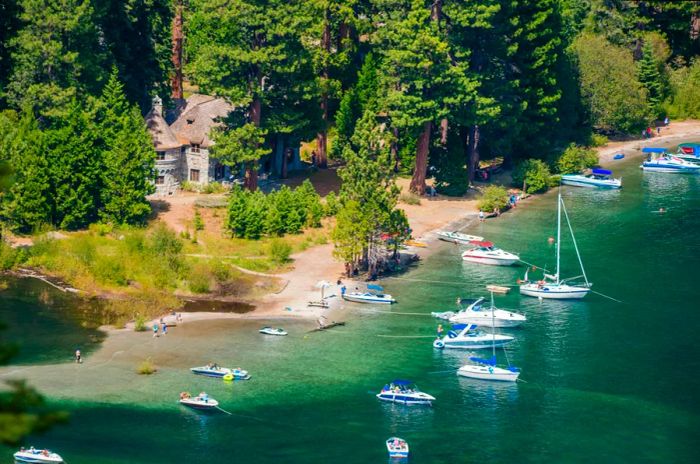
[156,151,166,160]
[156,175,165,185]
[191,144,200,153]
[190,169,200,182]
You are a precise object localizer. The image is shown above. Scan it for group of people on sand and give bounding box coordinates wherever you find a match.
[153,313,183,338]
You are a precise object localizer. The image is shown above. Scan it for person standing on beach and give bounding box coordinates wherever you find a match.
[162,321,168,335]
[75,349,82,363]
[479,211,485,222]
[153,323,159,337]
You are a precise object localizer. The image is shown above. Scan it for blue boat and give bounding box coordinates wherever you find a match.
[561,168,622,189]
[641,147,700,173]
[376,380,435,405]
[190,364,251,380]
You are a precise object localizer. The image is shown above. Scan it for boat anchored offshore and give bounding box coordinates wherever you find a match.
[377,380,435,405]
[462,241,520,266]
[191,363,251,380]
[433,323,514,350]
[641,147,700,173]
[519,190,591,299]
[259,327,288,336]
[386,437,410,459]
[13,448,64,464]
[179,391,219,410]
[561,168,622,189]
[341,284,396,304]
[676,143,700,164]
[436,231,484,245]
[449,295,526,328]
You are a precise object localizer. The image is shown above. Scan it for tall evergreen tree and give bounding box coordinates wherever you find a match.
[638,41,664,116]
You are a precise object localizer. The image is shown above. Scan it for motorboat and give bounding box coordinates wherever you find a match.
[376,380,435,405]
[190,364,251,380]
[676,143,700,164]
[436,231,484,245]
[259,327,288,336]
[519,190,592,300]
[179,391,219,410]
[386,437,410,459]
[458,356,520,382]
[449,296,526,328]
[431,310,455,321]
[13,448,64,464]
[433,324,514,350]
[341,284,396,304]
[641,148,700,173]
[561,169,622,189]
[462,241,519,266]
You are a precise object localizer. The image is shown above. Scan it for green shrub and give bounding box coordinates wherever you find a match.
[180,181,199,192]
[211,261,231,283]
[193,209,204,231]
[91,257,128,286]
[589,134,609,147]
[324,191,340,216]
[269,239,292,264]
[134,315,148,332]
[202,182,227,194]
[137,358,157,375]
[188,268,211,293]
[399,192,421,205]
[513,159,554,194]
[0,242,27,270]
[477,185,509,213]
[556,144,599,174]
[89,223,114,236]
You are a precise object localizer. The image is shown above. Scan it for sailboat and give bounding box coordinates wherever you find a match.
[457,293,520,382]
[519,191,591,299]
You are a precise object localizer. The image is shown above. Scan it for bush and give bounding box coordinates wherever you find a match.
[180,181,199,192]
[477,185,509,213]
[399,192,421,205]
[0,242,27,270]
[201,182,227,194]
[269,239,292,264]
[134,315,148,332]
[89,223,113,236]
[556,144,599,174]
[193,209,204,231]
[589,134,609,147]
[137,358,157,375]
[512,159,554,194]
[188,266,211,293]
[324,191,340,216]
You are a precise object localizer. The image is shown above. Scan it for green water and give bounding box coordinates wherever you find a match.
[2,157,700,463]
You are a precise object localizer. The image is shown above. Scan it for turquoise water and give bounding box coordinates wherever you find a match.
[2,156,700,463]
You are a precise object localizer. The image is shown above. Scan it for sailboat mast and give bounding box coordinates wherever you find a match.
[561,197,590,286]
[556,191,562,284]
[490,292,496,358]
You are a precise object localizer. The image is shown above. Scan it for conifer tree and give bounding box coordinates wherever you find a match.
[226,185,249,238]
[638,41,664,116]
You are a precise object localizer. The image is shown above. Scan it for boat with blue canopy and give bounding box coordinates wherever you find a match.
[561,168,622,189]
[641,147,700,173]
[676,143,700,164]
[190,363,251,380]
[376,380,435,405]
[341,284,396,304]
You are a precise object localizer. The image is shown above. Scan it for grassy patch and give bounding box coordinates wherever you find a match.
[399,192,422,205]
[137,358,157,375]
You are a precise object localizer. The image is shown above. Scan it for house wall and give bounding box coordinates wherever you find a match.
[153,148,182,195]
[184,147,210,185]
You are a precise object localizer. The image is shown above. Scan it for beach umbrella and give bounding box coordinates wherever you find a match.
[315,280,331,298]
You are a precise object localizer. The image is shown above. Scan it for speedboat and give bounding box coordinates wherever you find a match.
[259,327,288,336]
[13,448,64,464]
[433,324,514,350]
[386,437,410,459]
[342,284,395,304]
[457,356,520,382]
[561,169,622,189]
[449,297,526,328]
[191,364,251,380]
[376,380,435,405]
[436,231,484,245]
[641,148,700,173]
[179,392,219,410]
[676,143,700,164]
[431,310,455,321]
[462,241,519,266]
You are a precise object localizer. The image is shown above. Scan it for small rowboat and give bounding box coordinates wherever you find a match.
[486,284,510,294]
[386,437,409,459]
[13,448,64,463]
[179,392,219,410]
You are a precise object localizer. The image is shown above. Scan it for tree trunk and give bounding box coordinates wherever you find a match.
[170,1,184,100]
[281,140,289,179]
[245,98,262,191]
[439,118,448,145]
[316,16,331,169]
[391,126,399,172]
[466,124,480,183]
[410,121,432,195]
[431,0,443,22]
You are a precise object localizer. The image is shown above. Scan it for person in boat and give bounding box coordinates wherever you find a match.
[383,384,390,392]
[437,324,444,337]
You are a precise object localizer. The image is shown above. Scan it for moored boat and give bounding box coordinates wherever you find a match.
[341,284,396,304]
[179,391,219,410]
[259,327,288,336]
[641,148,700,173]
[376,380,435,405]
[457,357,520,382]
[436,231,484,245]
[676,143,700,164]
[561,169,622,189]
[386,437,410,459]
[462,241,519,266]
[13,448,64,464]
[449,296,526,328]
[433,323,514,350]
[190,363,251,380]
[486,284,510,294]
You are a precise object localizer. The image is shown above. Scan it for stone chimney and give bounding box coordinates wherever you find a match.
[152,95,163,116]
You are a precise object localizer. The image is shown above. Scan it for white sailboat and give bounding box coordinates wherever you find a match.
[519,191,591,299]
[457,298,520,382]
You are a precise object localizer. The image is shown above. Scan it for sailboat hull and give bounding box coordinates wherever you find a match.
[457,364,520,382]
[519,283,590,299]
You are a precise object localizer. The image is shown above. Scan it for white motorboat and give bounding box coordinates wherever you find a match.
[449,296,526,328]
[13,448,64,464]
[259,327,288,336]
[462,241,519,266]
[191,364,251,380]
[431,310,455,321]
[377,380,435,405]
[386,437,410,459]
[519,190,591,300]
[458,357,520,382]
[341,284,396,304]
[561,169,622,189]
[179,392,219,410]
[641,148,700,173]
[436,231,484,245]
[433,323,513,350]
[676,143,700,164]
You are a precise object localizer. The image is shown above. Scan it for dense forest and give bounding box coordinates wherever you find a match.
[0,0,699,236]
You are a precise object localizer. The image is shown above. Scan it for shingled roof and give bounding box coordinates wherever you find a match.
[145,97,181,150]
[169,95,234,148]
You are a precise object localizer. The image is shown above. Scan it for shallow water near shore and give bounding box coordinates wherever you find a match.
[2,153,700,463]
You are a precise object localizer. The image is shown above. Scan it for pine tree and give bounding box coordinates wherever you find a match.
[226,185,249,238]
[264,203,284,236]
[243,191,265,239]
[638,41,664,115]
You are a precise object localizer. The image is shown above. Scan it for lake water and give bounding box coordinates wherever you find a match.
[1,155,699,463]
